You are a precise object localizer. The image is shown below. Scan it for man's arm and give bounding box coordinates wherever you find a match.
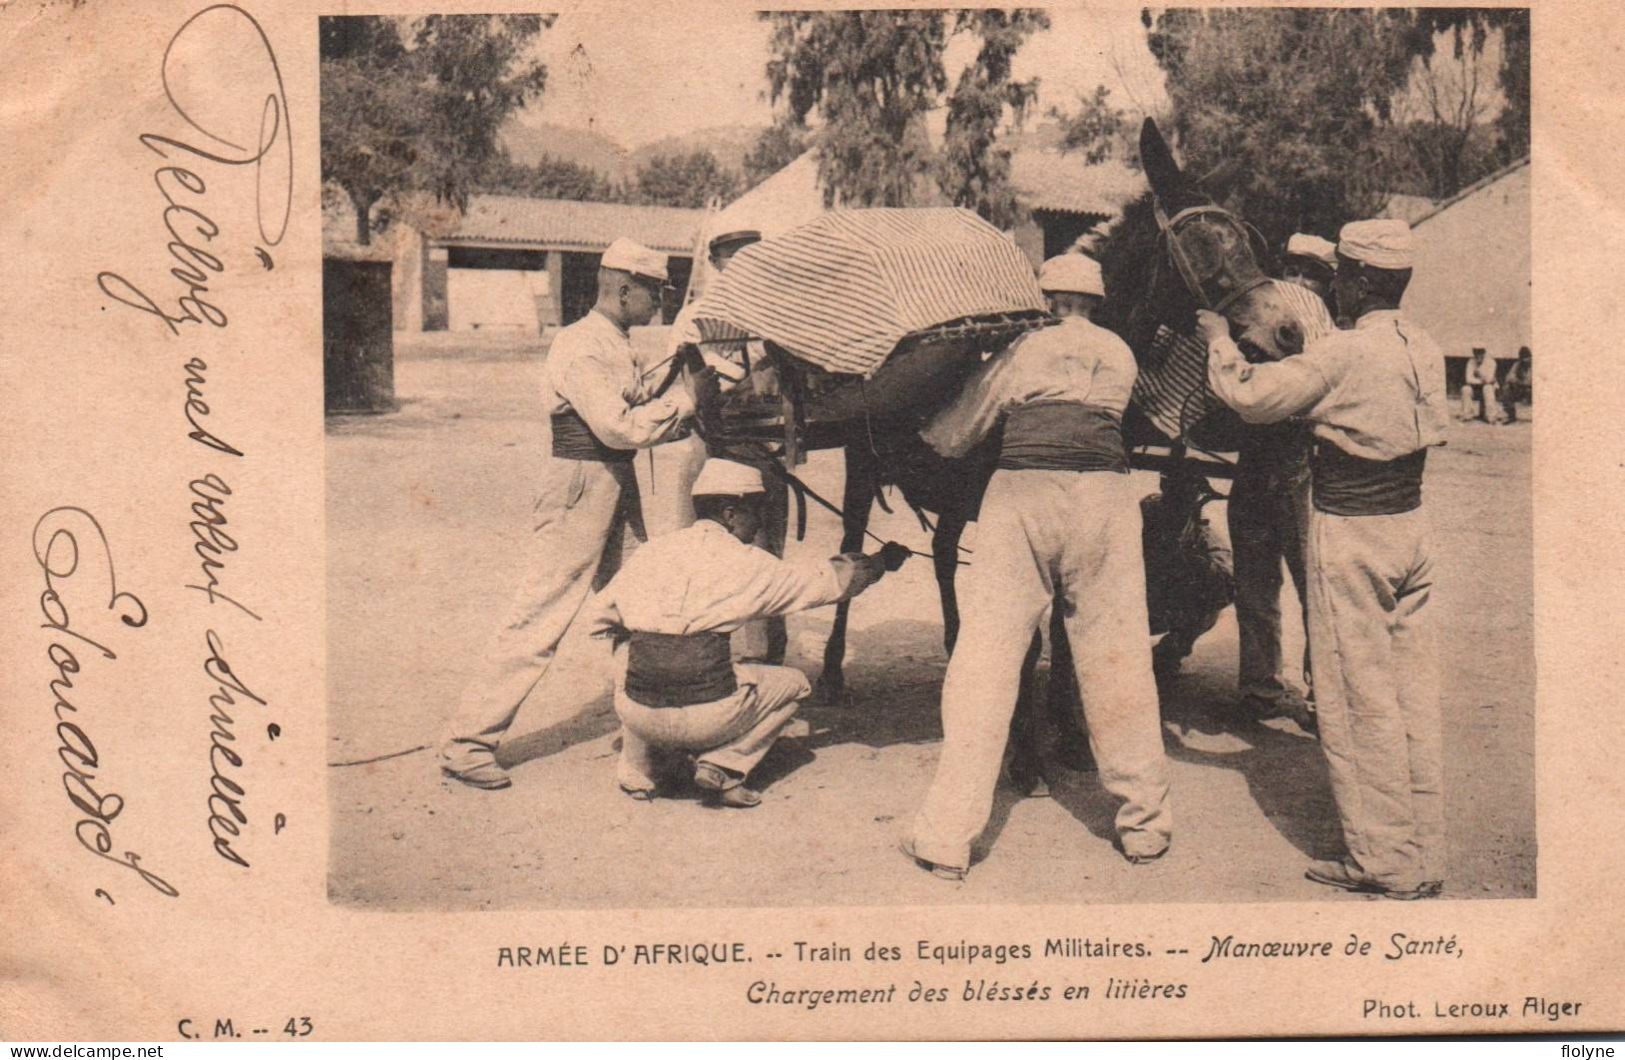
[557,339,696,449]
[707,541,906,628]
[580,586,627,642]
[1197,310,1331,424]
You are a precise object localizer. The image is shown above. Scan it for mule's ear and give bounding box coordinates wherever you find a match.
[1139,118,1188,204]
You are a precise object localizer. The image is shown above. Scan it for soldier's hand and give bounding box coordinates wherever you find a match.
[879,541,911,572]
[1194,309,1231,347]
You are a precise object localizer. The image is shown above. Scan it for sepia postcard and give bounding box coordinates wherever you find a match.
[1,0,1620,1040]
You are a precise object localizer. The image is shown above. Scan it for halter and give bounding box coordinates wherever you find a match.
[1153,201,1271,314]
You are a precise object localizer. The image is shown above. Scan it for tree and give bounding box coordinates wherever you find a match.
[480,153,618,201]
[762,10,1048,223]
[1140,8,1426,247]
[320,14,552,243]
[937,10,1050,228]
[1052,84,1135,166]
[763,11,948,208]
[743,121,811,189]
[630,150,741,208]
[1413,8,1529,167]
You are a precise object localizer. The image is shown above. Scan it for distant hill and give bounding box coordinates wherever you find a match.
[499,120,767,188]
[629,124,765,176]
[501,122,631,181]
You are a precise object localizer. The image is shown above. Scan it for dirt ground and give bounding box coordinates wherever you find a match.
[326,339,1534,910]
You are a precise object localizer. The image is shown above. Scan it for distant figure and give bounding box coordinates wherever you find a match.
[586,458,905,807]
[1460,347,1498,422]
[1500,347,1532,424]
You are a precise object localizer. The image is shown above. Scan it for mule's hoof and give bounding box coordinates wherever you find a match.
[814,676,853,707]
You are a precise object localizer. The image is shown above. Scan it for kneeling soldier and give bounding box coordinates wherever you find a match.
[586,458,907,807]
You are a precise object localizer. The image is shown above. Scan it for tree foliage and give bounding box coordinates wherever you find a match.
[763,11,948,209]
[1140,8,1424,247]
[629,150,741,208]
[320,14,552,243]
[1056,9,1531,248]
[743,121,812,190]
[762,10,1049,223]
[937,10,1050,228]
[1053,84,1135,166]
[479,153,618,201]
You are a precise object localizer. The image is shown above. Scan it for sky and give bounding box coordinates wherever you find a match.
[520,6,1169,148]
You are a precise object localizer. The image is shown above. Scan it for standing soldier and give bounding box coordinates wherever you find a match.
[439,238,695,791]
[1199,219,1451,899]
[1229,234,1337,723]
[903,253,1172,879]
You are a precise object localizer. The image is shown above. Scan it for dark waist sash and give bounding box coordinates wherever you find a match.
[624,631,737,708]
[1311,443,1427,516]
[998,401,1128,473]
[551,409,634,463]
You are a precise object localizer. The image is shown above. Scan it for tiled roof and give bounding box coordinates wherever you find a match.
[1008,149,1145,218]
[442,194,704,253]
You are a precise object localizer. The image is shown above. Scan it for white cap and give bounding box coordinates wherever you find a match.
[691,458,765,497]
[1285,233,1337,267]
[1337,219,1413,270]
[601,237,669,282]
[1037,253,1104,296]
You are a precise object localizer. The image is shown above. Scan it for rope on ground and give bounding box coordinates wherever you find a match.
[328,744,430,768]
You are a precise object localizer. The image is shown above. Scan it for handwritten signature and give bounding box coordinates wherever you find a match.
[95,4,291,334]
[34,508,177,898]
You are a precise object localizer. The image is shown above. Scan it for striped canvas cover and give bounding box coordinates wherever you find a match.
[689,208,1046,378]
[1131,279,1337,443]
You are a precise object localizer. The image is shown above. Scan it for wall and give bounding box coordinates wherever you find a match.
[1403,163,1531,361]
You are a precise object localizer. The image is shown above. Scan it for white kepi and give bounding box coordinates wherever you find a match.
[691,458,766,497]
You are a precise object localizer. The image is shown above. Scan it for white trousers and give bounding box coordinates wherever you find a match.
[440,457,640,771]
[615,663,810,790]
[1306,506,1443,889]
[911,470,1172,868]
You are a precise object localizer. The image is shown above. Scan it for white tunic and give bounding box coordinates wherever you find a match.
[920,315,1139,458]
[1207,309,1450,460]
[545,308,694,449]
[586,520,878,637]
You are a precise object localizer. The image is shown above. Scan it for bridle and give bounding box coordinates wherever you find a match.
[1152,200,1271,314]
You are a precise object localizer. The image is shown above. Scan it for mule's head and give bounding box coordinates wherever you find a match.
[1103,120,1309,362]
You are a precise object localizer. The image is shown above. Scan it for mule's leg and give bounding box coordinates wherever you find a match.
[1046,604,1095,771]
[934,512,967,654]
[761,478,790,664]
[1005,627,1051,796]
[816,445,876,704]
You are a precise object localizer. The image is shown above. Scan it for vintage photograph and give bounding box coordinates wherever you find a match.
[321,7,1533,910]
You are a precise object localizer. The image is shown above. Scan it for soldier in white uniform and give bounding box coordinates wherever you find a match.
[586,458,907,807]
[1199,219,1451,899]
[439,238,695,790]
[903,253,1173,879]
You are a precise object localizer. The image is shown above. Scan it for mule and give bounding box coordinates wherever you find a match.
[807,119,1310,782]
